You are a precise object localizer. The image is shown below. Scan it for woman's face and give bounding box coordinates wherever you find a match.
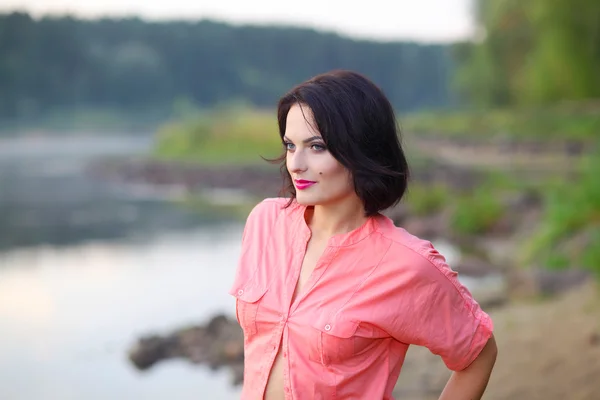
[284,103,356,207]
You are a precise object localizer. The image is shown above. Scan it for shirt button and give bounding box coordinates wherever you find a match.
[237,289,244,296]
[324,324,331,331]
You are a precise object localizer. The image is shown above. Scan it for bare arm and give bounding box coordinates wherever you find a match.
[438,334,498,400]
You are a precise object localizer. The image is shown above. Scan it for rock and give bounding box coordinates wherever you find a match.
[222,340,244,362]
[400,212,448,240]
[534,268,591,296]
[506,267,592,299]
[87,159,282,199]
[460,273,509,309]
[206,314,229,335]
[127,314,244,384]
[453,256,501,278]
[230,363,245,386]
[128,334,178,370]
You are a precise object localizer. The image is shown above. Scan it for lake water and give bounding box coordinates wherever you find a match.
[0,135,243,400]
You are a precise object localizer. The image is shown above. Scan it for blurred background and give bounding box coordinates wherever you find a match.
[0,0,599,399]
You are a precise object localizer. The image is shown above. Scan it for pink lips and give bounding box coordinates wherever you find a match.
[294,179,317,190]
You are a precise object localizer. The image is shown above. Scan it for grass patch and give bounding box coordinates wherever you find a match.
[451,187,505,235]
[153,101,600,166]
[153,107,282,165]
[401,101,600,141]
[523,150,600,276]
[405,183,451,216]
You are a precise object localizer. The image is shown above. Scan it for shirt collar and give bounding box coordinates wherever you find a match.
[292,201,380,247]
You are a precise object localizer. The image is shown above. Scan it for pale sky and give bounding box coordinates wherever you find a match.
[0,0,476,43]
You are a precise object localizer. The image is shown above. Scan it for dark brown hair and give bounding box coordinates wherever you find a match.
[269,69,409,217]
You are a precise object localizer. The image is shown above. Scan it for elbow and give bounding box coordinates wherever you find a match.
[462,334,498,373]
[488,334,498,365]
[478,334,498,371]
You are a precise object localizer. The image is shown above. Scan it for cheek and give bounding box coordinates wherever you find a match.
[314,155,345,177]
[317,162,353,191]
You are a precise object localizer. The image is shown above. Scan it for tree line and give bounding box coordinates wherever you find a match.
[0,12,455,121]
[2,1,595,124]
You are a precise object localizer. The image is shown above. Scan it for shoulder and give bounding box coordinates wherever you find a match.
[375,216,457,284]
[374,217,486,323]
[246,197,293,221]
[243,197,301,233]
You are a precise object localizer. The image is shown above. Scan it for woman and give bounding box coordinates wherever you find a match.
[229,70,497,399]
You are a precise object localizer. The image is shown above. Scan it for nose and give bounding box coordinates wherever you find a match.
[287,148,307,175]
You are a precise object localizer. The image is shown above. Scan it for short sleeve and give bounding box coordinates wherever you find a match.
[388,242,494,371]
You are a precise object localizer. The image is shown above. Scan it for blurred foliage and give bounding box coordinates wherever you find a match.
[0,11,455,129]
[450,0,600,276]
[450,186,505,235]
[154,106,282,164]
[405,183,450,216]
[524,151,600,276]
[454,0,600,106]
[402,100,600,140]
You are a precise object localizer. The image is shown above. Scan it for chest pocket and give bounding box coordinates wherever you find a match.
[233,285,268,337]
[308,317,362,366]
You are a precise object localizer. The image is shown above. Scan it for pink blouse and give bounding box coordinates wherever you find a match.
[229,198,493,399]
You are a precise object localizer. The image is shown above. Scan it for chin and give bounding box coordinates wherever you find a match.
[295,190,357,208]
[294,192,321,206]
[294,195,314,206]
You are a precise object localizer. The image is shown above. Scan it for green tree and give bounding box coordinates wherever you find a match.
[456,0,600,106]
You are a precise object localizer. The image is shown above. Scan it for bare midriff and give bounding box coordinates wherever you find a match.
[264,232,326,399]
[263,348,286,400]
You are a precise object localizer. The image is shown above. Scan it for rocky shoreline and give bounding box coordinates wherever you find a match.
[128,314,245,386]
[87,155,483,199]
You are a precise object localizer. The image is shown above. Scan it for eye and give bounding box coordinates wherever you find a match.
[284,141,295,151]
[311,143,326,152]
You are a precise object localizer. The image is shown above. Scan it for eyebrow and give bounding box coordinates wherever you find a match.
[283,135,324,144]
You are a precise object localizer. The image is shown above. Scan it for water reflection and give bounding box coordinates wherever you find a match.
[0,229,244,400]
[0,135,232,250]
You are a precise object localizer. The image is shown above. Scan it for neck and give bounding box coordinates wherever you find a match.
[305,196,368,239]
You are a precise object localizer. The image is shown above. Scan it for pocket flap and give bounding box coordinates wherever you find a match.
[229,284,267,303]
[311,316,360,338]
